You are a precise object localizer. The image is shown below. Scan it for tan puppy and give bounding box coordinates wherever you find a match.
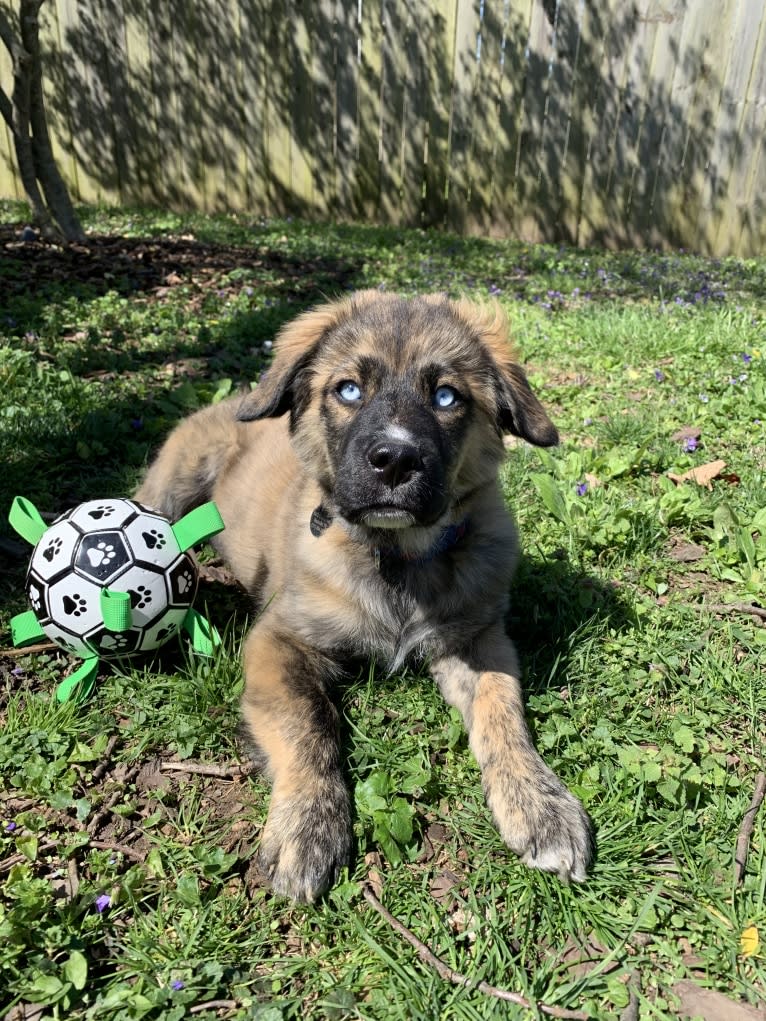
[136,291,592,900]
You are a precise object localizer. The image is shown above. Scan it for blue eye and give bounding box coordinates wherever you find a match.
[338,380,362,403]
[433,385,458,409]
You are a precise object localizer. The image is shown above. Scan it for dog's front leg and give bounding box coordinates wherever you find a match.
[431,623,592,882]
[241,623,351,902]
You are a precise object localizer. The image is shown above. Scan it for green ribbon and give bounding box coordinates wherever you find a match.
[56,657,99,703]
[10,610,46,647]
[172,502,225,553]
[8,496,48,546]
[100,589,132,632]
[183,608,221,657]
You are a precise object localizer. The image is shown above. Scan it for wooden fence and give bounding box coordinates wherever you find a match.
[1,0,765,255]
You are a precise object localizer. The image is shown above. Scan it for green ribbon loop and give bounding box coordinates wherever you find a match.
[101,589,132,632]
[10,611,46,648]
[183,608,221,657]
[8,496,48,546]
[172,502,225,553]
[56,657,99,703]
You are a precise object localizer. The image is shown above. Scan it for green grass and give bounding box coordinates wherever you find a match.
[1,200,765,1019]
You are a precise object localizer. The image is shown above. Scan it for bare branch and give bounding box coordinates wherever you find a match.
[362,884,588,1020]
[734,772,766,885]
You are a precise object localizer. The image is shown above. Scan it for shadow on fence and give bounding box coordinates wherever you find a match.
[6,1,765,254]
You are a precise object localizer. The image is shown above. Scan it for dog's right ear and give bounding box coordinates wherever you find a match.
[237,301,349,421]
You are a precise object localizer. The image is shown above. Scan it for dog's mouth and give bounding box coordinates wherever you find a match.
[357,507,417,529]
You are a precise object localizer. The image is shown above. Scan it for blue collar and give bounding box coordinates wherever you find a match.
[372,519,468,569]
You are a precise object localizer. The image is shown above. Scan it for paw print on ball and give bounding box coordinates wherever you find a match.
[141,529,167,551]
[75,531,130,582]
[42,536,63,563]
[62,593,88,617]
[128,585,153,610]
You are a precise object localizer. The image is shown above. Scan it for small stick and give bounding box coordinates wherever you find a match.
[362,885,588,1020]
[189,1000,238,1015]
[734,771,766,885]
[695,603,766,621]
[89,839,146,862]
[2,642,57,657]
[66,856,80,900]
[160,761,249,779]
[91,734,121,783]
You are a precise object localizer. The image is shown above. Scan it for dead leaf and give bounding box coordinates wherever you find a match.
[740,925,760,957]
[667,460,726,490]
[671,427,702,442]
[669,542,706,563]
[429,868,462,904]
[672,980,765,1020]
[364,851,384,899]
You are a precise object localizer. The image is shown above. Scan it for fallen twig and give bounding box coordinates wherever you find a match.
[693,602,766,621]
[91,734,121,783]
[734,771,766,885]
[2,641,58,658]
[160,761,250,779]
[0,836,145,873]
[362,884,588,1020]
[189,1000,238,1015]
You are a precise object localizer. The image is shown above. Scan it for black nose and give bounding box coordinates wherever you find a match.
[367,440,423,489]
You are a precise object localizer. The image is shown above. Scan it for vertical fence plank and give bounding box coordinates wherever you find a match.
[335,0,361,219]
[711,4,766,255]
[421,0,457,228]
[378,0,407,223]
[0,14,20,199]
[734,22,766,257]
[513,0,558,243]
[489,0,535,238]
[122,3,161,207]
[356,0,384,220]
[463,0,505,235]
[445,0,481,233]
[238,0,268,215]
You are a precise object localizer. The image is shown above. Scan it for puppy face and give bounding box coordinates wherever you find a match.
[238,292,557,532]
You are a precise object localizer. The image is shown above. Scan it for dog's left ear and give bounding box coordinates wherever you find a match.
[454,299,559,447]
[237,299,350,421]
[493,361,559,446]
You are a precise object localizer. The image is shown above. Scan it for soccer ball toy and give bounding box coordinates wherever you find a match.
[9,496,225,702]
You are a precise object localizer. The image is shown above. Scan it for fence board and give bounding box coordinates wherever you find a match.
[712,3,766,255]
[356,0,383,220]
[421,0,457,228]
[445,0,481,233]
[1,0,765,255]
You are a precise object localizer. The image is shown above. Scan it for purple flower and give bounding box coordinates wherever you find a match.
[488,284,501,296]
[576,482,588,497]
[171,980,184,991]
[95,894,111,913]
[683,437,699,453]
[5,821,17,832]
[654,369,665,382]
[130,418,143,431]
[742,352,753,363]
[11,666,23,676]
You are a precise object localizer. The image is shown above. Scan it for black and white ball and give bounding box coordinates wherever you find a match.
[26,499,198,659]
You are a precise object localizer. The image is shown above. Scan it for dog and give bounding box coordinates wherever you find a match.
[136,290,592,901]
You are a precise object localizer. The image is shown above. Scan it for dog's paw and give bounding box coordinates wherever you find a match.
[258,782,351,902]
[488,768,593,883]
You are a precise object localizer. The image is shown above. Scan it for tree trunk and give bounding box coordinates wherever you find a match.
[19,0,84,241]
[0,1,84,242]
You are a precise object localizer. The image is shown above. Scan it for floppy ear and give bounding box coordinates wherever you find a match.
[237,300,351,422]
[493,362,559,446]
[453,299,559,447]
